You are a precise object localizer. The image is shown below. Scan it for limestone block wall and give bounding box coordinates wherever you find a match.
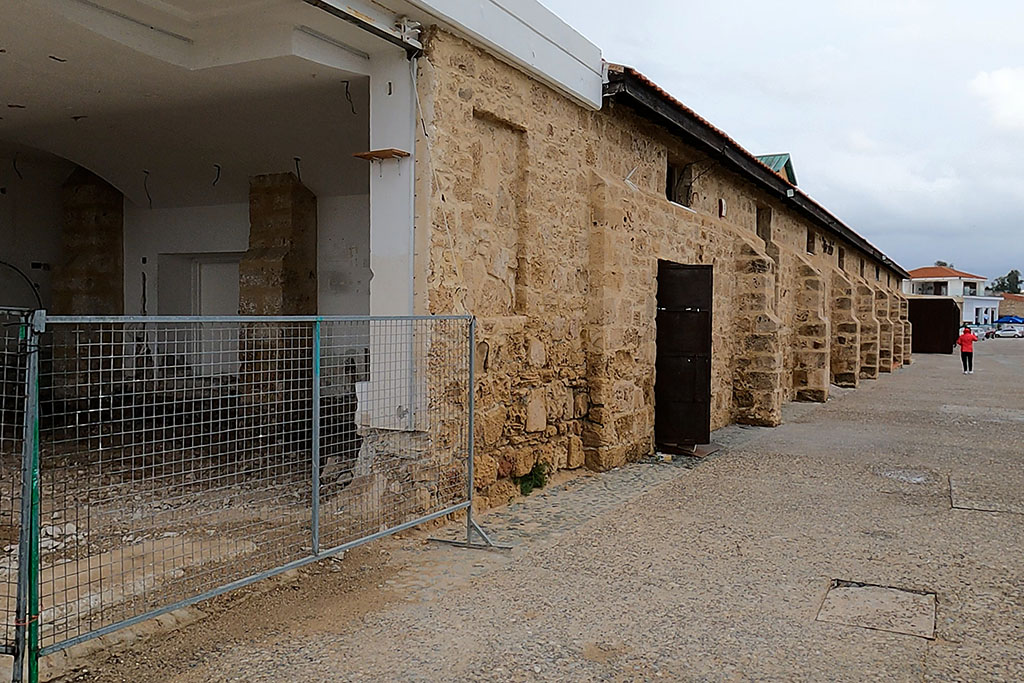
[890,292,905,368]
[899,296,913,365]
[999,295,1024,318]
[856,282,880,379]
[876,289,895,373]
[732,241,784,426]
[240,173,317,316]
[583,173,759,466]
[415,29,907,504]
[52,168,124,315]
[830,270,860,387]
[791,260,830,402]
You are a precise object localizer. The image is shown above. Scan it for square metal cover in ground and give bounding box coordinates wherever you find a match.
[816,580,936,639]
[950,474,1024,515]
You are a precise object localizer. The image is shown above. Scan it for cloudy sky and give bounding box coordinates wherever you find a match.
[540,0,1024,280]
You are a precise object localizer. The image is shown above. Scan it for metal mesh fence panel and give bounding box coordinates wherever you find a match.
[0,309,30,656]
[318,319,470,549]
[30,316,471,654]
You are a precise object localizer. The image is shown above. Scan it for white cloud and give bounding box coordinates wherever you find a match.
[971,68,1024,130]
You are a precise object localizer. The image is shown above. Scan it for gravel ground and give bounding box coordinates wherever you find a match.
[79,340,1024,682]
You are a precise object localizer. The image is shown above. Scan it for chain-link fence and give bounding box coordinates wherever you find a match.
[3,314,474,674]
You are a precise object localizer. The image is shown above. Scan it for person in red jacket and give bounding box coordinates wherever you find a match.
[955,325,978,374]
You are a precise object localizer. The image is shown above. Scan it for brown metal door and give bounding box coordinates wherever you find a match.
[655,261,713,450]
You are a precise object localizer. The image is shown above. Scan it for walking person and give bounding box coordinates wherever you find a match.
[956,325,978,374]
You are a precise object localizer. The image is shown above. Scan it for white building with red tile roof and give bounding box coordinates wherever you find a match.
[903,266,1001,324]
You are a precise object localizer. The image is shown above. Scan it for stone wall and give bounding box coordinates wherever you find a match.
[899,297,913,365]
[240,173,317,316]
[999,294,1024,318]
[890,293,904,368]
[856,283,880,379]
[876,289,896,373]
[791,259,830,402]
[830,270,860,387]
[51,168,124,315]
[415,30,908,506]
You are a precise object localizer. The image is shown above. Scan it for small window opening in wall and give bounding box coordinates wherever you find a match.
[875,265,880,281]
[806,228,816,254]
[838,247,846,271]
[756,206,773,244]
[860,258,866,278]
[666,161,693,207]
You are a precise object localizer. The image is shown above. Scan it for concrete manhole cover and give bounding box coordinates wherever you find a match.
[816,580,936,639]
[950,474,1024,515]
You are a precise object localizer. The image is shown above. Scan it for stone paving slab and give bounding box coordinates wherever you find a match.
[817,581,936,639]
[950,473,1024,515]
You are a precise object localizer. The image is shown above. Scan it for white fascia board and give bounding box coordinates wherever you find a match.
[303,0,421,49]
[402,0,604,109]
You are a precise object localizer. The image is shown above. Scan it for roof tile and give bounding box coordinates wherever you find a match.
[908,266,987,280]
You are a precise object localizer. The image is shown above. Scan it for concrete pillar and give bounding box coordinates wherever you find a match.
[732,240,784,426]
[876,289,895,373]
[792,261,830,402]
[52,167,124,315]
[830,270,860,388]
[240,172,317,315]
[856,282,880,380]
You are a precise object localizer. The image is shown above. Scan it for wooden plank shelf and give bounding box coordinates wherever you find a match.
[353,148,410,161]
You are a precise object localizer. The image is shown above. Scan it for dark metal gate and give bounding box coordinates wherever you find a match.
[655,262,713,451]
[908,298,960,354]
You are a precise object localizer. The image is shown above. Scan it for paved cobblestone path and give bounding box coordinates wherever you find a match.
[88,341,1024,682]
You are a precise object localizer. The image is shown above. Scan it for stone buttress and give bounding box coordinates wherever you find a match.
[876,289,895,373]
[856,282,880,380]
[732,240,784,426]
[830,269,860,388]
[792,259,830,402]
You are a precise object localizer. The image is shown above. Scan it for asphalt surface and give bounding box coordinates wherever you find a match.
[86,339,1024,682]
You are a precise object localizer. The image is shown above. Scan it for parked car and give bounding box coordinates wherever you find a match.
[993,327,1024,338]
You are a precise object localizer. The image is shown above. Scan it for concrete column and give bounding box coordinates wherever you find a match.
[240,172,317,315]
[52,167,124,315]
[856,282,880,380]
[732,240,784,426]
[792,261,830,402]
[830,270,860,388]
[876,289,895,373]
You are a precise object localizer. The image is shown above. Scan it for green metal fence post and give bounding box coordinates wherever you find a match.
[25,312,43,683]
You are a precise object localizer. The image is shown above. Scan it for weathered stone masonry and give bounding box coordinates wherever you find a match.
[414,30,910,507]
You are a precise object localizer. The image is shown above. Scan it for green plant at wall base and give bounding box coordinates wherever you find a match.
[513,461,550,496]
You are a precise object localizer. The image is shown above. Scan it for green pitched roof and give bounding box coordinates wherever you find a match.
[755,153,797,186]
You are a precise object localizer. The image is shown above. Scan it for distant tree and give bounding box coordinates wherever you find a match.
[934,260,954,268]
[991,269,1022,294]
